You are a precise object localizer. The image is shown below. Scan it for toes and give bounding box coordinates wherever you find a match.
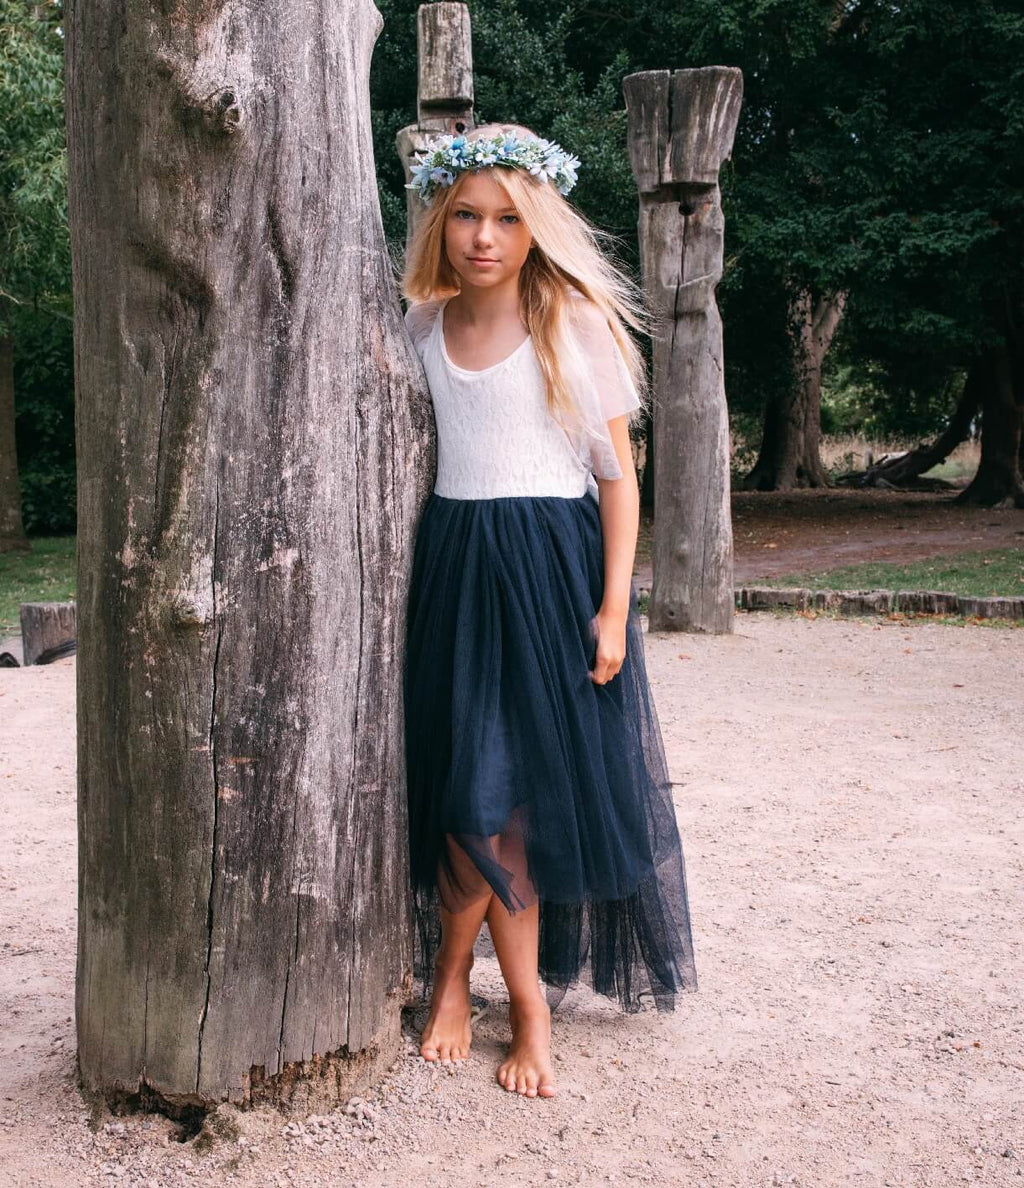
[421,1044,439,1061]
[538,1081,557,1097]
[525,1071,539,1097]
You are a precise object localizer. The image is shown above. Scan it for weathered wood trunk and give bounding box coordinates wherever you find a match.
[66,0,434,1111]
[623,67,742,634]
[0,333,29,553]
[395,3,475,252]
[20,600,77,666]
[743,289,845,491]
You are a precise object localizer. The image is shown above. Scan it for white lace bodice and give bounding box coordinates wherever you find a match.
[404,294,642,501]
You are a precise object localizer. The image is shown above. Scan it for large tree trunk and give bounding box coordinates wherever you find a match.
[742,289,845,491]
[957,335,1024,507]
[0,333,30,554]
[66,0,433,1113]
[624,67,743,634]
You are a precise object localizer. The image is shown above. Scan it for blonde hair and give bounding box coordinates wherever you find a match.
[400,122,650,430]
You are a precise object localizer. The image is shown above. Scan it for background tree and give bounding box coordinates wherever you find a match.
[372,0,1024,505]
[0,0,72,547]
[831,0,1024,505]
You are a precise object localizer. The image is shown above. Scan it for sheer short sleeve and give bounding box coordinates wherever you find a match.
[404,299,442,363]
[562,294,644,481]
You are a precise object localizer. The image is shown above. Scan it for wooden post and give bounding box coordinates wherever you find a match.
[19,601,76,666]
[395,3,476,251]
[623,68,743,634]
[65,0,434,1112]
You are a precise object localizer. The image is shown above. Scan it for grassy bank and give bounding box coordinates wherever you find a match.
[769,547,1023,598]
[0,536,75,639]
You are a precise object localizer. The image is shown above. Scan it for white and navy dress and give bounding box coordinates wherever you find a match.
[403,293,698,1014]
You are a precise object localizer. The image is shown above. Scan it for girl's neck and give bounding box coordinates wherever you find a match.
[449,278,523,327]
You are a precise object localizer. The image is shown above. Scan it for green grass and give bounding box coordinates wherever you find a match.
[636,546,1024,621]
[5,538,1020,640]
[769,547,1024,598]
[0,536,76,639]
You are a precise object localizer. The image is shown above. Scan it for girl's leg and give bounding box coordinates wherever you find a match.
[485,828,556,1098]
[420,836,492,1062]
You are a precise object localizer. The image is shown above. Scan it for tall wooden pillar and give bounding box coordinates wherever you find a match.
[624,68,743,634]
[395,3,476,250]
[66,0,434,1111]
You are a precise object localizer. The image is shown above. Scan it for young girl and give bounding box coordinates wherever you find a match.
[400,123,697,1100]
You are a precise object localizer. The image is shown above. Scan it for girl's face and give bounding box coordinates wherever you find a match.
[443,171,534,291]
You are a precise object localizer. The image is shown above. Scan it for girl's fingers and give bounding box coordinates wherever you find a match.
[590,639,625,684]
[590,658,622,684]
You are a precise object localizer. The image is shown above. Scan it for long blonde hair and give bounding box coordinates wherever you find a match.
[400,122,650,430]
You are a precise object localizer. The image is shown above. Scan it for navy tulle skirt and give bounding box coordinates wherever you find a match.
[403,490,698,1013]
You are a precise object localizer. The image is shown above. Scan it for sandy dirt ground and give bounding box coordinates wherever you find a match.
[1,613,1022,1188]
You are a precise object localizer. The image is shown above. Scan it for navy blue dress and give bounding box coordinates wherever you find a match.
[403,296,698,1013]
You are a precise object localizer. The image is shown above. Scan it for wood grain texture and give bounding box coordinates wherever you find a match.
[417,2,473,116]
[624,68,743,634]
[66,0,434,1109]
[19,601,76,666]
[396,2,476,253]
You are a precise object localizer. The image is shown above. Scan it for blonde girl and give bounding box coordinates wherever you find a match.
[401,122,697,1099]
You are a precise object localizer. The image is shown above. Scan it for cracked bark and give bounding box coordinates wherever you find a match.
[68,0,434,1111]
[624,67,742,633]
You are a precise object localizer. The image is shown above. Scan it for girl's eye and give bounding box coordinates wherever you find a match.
[452,210,519,223]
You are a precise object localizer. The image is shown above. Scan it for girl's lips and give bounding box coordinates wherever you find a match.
[468,258,500,265]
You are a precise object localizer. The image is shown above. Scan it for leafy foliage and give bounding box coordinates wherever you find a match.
[3,0,1022,534]
[1,0,74,534]
[0,0,69,320]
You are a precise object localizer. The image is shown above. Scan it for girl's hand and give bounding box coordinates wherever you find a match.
[589,608,627,685]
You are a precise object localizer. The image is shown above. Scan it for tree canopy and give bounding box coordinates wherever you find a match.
[4,0,1023,535]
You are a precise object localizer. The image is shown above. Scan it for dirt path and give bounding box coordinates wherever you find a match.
[1,616,1022,1187]
[635,489,1024,587]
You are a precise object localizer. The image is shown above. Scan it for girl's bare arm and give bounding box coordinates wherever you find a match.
[590,415,639,684]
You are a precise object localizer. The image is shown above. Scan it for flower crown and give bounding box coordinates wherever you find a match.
[406,131,581,206]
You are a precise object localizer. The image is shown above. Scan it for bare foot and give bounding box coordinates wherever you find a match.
[496,996,556,1097]
[419,950,474,1063]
